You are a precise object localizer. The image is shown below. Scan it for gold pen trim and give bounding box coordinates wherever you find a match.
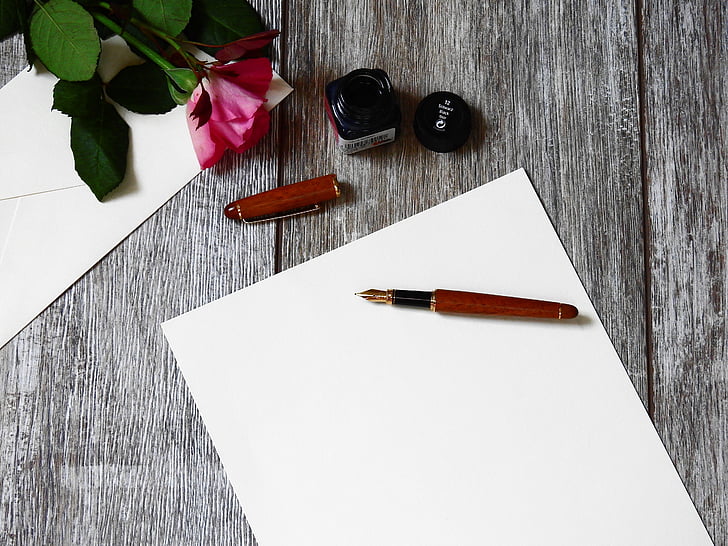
[332,175,341,197]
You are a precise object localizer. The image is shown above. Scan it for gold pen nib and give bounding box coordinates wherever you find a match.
[355,289,391,303]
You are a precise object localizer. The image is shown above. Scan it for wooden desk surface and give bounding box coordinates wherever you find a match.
[1,1,725,544]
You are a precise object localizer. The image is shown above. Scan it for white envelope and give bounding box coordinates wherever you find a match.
[0,38,292,349]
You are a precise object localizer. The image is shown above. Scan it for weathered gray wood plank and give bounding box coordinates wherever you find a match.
[0,0,283,542]
[642,1,728,543]
[1,0,726,543]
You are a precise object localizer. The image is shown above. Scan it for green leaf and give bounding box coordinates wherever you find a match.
[106,62,177,114]
[185,0,264,54]
[0,0,26,40]
[29,0,100,81]
[133,0,192,36]
[53,75,105,117]
[71,102,130,200]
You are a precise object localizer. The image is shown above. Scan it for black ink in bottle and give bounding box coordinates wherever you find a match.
[325,68,401,154]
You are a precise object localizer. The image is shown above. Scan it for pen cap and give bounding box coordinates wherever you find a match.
[224,174,341,222]
[413,91,471,153]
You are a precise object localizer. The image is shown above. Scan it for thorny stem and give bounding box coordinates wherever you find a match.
[127,16,201,71]
[92,1,203,72]
[91,12,177,72]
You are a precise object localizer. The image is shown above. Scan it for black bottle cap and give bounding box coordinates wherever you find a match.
[413,91,471,153]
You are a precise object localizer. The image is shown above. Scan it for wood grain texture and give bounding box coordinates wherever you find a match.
[431,289,578,319]
[642,0,728,542]
[1,0,726,543]
[224,173,340,221]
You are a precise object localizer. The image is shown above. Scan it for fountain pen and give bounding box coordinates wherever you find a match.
[355,288,578,319]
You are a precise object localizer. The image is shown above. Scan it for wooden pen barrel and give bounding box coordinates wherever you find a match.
[432,289,578,319]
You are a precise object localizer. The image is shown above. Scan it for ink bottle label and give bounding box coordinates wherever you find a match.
[336,127,397,154]
[325,68,401,154]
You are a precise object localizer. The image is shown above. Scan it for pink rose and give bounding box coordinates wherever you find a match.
[186,58,273,169]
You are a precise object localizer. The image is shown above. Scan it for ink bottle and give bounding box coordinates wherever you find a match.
[325,68,401,154]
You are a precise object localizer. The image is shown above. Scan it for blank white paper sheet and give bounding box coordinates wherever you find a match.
[162,169,712,545]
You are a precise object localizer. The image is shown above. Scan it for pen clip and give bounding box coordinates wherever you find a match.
[242,204,321,223]
[224,174,341,223]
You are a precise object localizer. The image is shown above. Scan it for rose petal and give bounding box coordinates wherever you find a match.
[207,75,265,122]
[185,58,274,169]
[210,58,272,98]
[214,30,280,63]
[187,95,226,168]
[231,110,270,153]
[207,108,270,153]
